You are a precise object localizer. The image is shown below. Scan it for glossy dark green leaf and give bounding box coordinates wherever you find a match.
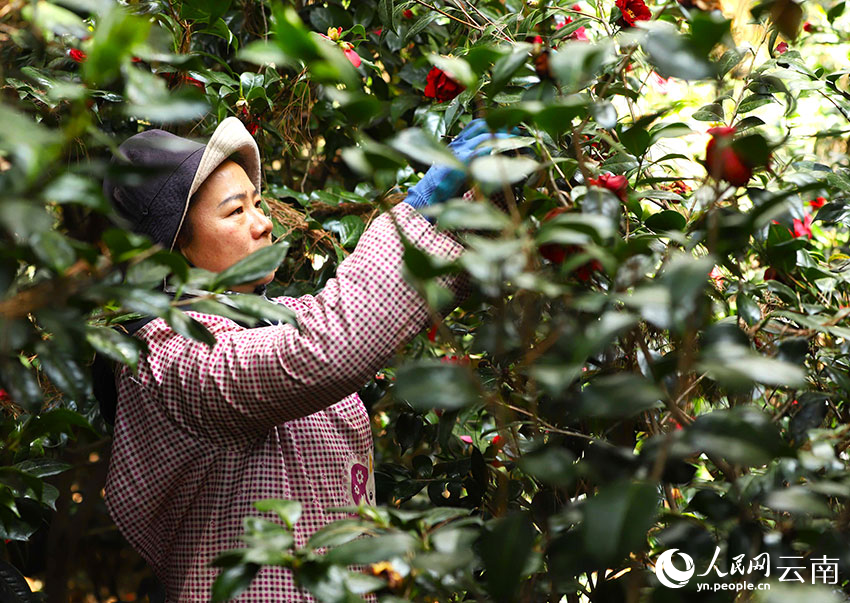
[736,292,761,326]
[423,199,512,231]
[210,563,261,602]
[645,210,686,232]
[0,559,36,603]
[518,446,576,486]
[684,408,789,465]
[212,243,289,290]
[577,374,663,417]
[643,24,716,80]
[83,8,150,87]
[13,458,71,478]
[21,409,95,443]
[582,480,657,566]
[325,532,418,565]
[479,513,536,603]
[166,308,216,347]
[253,499,302,530]
[395,361,479,411]
[489,48,531,96]
[307,519,372,549]
[549,40,613,92]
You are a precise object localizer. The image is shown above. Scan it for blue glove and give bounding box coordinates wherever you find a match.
[405,118,516,209]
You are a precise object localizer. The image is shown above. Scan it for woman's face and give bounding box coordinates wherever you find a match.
[178,160,275,293]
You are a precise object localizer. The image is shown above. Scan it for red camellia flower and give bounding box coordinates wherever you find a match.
[615,0,652,27]
[588,173,629,201]
[572,3,583,10]
[705,126,753,187]
[809,196,827,209]
[803,21,814,32]
[792,214,813,239]
[424,66,465,102]
[68,48,87,63]
[538,208,603,280]
[776,41,789,54]
[403,8,414,18]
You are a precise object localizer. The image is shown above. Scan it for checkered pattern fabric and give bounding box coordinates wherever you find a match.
[104,203,467,601]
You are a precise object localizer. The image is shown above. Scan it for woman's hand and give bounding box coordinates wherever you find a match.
[404,118,519,209]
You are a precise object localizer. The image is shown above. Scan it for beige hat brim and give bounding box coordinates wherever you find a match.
[169,117,262,251]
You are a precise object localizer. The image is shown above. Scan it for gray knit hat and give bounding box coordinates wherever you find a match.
[103,117,261,251]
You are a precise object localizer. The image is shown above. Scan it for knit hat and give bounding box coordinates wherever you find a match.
[103,117,261,251]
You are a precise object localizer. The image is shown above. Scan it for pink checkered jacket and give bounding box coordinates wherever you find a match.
[104,203,467,601]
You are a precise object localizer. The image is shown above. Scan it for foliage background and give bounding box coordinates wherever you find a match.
[2,0,850,601]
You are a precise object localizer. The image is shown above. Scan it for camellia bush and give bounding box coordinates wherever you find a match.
[2,0,850,601]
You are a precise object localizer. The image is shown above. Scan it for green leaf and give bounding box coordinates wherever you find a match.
[308,519,372,549]
[83,8,151,87]
[645,210,686,231]
[43,173,110,211]
[577,374,664,418]
[323,215,365,249]
[582,480,657,566]
[325,532,418,565]
[395,361,479,411]
[469,155,539,186]
[167,308,216,347]
[683,408,789,466]
[388,129,463,170]
[22,1,88,38]
[29,231,75,274]
[0,559,36,603]
[13,459,71,479]
[699,342,806,389]
[378,0,396,34]
[619,125,650,156]
[591,101,618,129]
[271,3,320,61]
[763,487,832,517]
[643,24,716,80]
[0,360,43,414]
[253,499,302,530]
[210,563,261,602]
[124,67,209,124]
[22,409,95,443]
[518,446,576,486]
[479,513,536,603]
[736,292,762,326]
[422,199,512,231]
[218,295,298,328]
[211,243,289,290]
[549,40,614,92]
[489,47,531,96]
[34,344,88,401]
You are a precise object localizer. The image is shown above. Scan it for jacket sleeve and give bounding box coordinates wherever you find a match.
[134,203,468,445]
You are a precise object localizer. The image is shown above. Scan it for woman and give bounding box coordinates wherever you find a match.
[99,116,503,601]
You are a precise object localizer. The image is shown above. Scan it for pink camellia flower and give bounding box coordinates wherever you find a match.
[319,27,362,67]
[792,214,813,239]
[341,43,361,67]
[68,48,86,63]
[555,17,588,41]
[709,266,725,289]
[459,435,473,444]
[809,196,827,210]
[649,71,669,94]
[776,41,789,54]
